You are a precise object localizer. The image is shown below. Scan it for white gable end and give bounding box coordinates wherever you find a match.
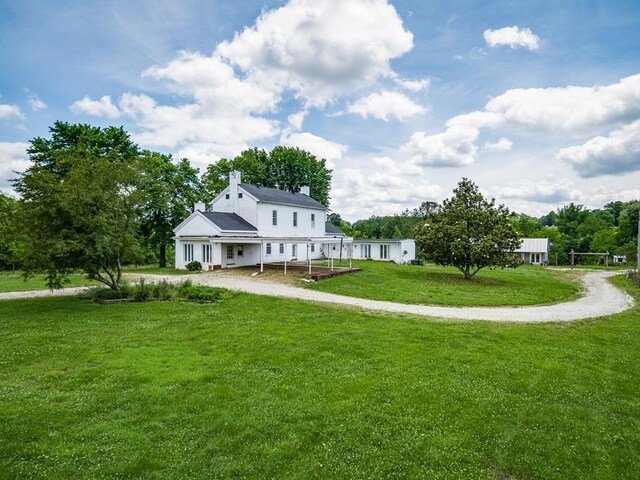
[175,213,222,237]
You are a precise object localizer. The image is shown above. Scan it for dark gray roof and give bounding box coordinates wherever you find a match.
[201,212,257,231]
[325,222,346,236]
[239,183,326,209]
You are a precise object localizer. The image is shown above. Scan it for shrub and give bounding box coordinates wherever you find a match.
[133,278,149,302]
[86,278,231,304]
[180,285,226,303]
[186,261,202,272]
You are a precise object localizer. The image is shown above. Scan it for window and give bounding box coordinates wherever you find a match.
[380,244,389,259]
[360,244,371,259]
[266,243,272,255]
[292,244,297,257]
[272,210,278,226]
[279,243,284,254]
[311,213,315,228]
[310,243,315,253]
[226,245,234,260]
[238,192,243,199]
[202,244,212,263]
[184,243,194,262]
[293,211,298,227]
[225,193,230,199]
[237,246,243,257]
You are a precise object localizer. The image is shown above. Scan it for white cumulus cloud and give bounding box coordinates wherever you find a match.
[281,131,347,169]
[347,90,425,121]
[0,142,30,191]
[70,95,121,118]
[483,137,513,152]
[26,92,47,111]
[402,125,479,167]
[556,119,640,177]
[498,179,582,203]
[216,0,414,107]
[394,77,430,92]
[483,26,540,51]
[0,104,25,120]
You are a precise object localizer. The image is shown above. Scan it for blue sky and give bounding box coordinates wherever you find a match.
[1,0,639,220]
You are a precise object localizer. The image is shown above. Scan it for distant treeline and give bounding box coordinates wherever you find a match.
[330,200,640,265]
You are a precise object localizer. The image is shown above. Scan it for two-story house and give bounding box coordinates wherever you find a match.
[173,171,352,270]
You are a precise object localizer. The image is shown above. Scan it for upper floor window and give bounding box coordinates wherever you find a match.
[225,193,230,199]
[293,211,298,227]
[238,192,243,199]
[311,213,315,228]
[272,210,278,226]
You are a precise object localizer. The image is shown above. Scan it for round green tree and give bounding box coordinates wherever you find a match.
[415,178,521,279]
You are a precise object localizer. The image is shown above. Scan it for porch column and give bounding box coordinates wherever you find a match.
[349,243,352,271]
[284,242,287,275]
[260,241,264,273]
[307,243,311,276]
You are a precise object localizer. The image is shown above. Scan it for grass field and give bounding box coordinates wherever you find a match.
[1,278,638,479]
[0,271,97,293]
[0,267,190,293]
[305,261,581,306]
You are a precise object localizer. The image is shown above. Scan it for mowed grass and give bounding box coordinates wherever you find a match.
[0,271,97,293]
[0,267,191,293]
[1,280,639,479]
[306,260,581,306]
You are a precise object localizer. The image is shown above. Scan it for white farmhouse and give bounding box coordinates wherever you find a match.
[174,171,352,270]
[352,239,415,264]
[514,238,550,265]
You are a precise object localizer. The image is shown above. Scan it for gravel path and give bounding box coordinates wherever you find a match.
[1,270,633,323]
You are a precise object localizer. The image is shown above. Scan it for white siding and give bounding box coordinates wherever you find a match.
[177,214,221,236]
[256,203,325,237]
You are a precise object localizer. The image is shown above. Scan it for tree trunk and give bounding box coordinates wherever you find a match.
[159,244,166,268]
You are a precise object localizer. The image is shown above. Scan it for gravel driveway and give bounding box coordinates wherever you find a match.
[1,270,633,323]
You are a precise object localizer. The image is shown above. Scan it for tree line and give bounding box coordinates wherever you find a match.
[0,122,332,288]
[332,195,639,266]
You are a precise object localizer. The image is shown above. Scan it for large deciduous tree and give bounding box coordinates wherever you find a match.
[13,122,141,290]
[138,152,202,268]
[201,146,332,206]
[415,178,521,279]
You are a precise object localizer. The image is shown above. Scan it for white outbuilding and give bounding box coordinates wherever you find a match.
[514,238,550,265]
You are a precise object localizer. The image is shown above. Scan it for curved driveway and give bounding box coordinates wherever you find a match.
[192,270,634,322]
[1,270,634,323]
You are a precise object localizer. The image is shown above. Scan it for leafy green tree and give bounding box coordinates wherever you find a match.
[201,146,332,206]
[0,193,21,270]
[13,123,141,290]
[139,152,202,268]
[415,178,521,279]
[590,228,619,254]
[509,213,543,237]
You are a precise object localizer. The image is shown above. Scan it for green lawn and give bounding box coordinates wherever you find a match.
[0,271,98,293]
[0,267,191,293]
[306,260,581,306]
[1,280,638,479]
[122,265,193,276]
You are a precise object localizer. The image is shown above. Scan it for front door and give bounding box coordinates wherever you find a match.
[226,245,234,265]
[531,253,540,264]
